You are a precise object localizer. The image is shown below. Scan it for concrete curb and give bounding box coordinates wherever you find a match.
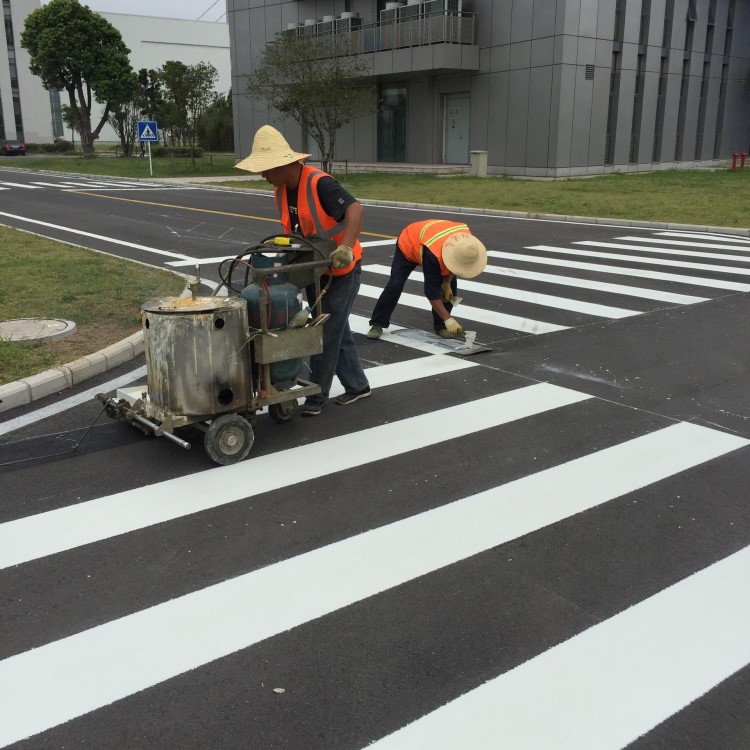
[2,177,749,415]
[0,332,143,412]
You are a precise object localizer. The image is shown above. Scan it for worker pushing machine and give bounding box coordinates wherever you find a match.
[235,125,370,417]
[367,219,488,340]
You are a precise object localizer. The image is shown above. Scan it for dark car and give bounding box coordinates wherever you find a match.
[0,140,26,156]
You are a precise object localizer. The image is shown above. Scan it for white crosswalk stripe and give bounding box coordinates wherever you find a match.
[3,228,750,748]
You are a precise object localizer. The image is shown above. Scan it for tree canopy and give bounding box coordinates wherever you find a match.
[246,33,374,172]
[21,0,137,155]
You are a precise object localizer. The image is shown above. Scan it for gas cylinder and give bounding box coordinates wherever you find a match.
[241,254,303,388]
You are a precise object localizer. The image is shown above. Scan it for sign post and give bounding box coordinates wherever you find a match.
[137,120,159,177]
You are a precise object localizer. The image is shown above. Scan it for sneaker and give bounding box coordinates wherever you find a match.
[367,325,383,339]
[334,387,371,405]
[300,399,324,417]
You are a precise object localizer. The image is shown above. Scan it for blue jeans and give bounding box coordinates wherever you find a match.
[306,261,369,402]
[369,245,456,332]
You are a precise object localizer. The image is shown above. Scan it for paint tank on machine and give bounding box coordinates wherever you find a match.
[141,296,252,416]
[241,254,303,389]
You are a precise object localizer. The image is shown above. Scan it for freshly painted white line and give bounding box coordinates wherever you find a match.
[579,240,750,265]
[364,265,641,318]
[0,366,147,437]
[0,384,589,570]
[29,181,81,187]
[620,235,750,251]
[0,212,192,261]
[514,248,750,289]
[479,264,707,304]
[367,543,750,750]
[358,283,569,334]
[0,181,41,189]
[349,315,453,355]
[0,421,744,748]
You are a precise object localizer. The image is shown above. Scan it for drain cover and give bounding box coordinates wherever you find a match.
[0,318,77,345]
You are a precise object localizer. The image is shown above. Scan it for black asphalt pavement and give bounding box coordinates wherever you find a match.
[0,167,749,750]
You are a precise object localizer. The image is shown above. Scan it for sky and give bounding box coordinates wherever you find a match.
[42,0,227,23]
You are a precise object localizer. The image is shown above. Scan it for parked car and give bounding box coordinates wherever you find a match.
[0,140,26,156]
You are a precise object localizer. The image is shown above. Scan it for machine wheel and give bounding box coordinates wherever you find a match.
[269,400,299,424]
[204,414,255,465]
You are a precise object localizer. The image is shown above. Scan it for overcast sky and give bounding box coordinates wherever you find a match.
[44,0,227,23]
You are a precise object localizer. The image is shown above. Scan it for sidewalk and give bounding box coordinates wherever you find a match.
[2,176,749,414]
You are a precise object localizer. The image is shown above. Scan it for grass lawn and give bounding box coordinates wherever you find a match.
[0,227,185,386]
[212,169,750,230]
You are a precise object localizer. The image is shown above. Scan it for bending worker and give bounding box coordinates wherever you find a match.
[367,219,487,340]
[235,125,370,417]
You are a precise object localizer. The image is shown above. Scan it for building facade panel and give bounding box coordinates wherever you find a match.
[228,0,750,175]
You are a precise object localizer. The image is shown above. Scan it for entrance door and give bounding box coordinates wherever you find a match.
[378,84,407,162]
[443,93,470,163]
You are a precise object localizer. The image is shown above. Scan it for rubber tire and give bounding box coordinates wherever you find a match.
[269,400,299,424]
[204,413,255,465]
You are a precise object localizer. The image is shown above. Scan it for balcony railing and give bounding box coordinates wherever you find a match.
[284,12,476,55]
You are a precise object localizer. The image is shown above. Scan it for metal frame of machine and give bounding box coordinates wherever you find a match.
[97,235,334,465]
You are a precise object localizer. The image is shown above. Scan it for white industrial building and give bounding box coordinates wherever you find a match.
[0,0,230,146]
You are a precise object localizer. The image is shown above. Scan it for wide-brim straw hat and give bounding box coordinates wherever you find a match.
[442,232,487,278]
[235,125,310,173]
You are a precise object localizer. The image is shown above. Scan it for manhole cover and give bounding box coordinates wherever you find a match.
[0,318,77,345]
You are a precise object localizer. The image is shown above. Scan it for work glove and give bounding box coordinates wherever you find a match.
[444,317,463,335]
[330,244,354,269]
[441,278,453,301]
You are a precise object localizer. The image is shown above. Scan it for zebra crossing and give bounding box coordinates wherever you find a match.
[0,176,188,191]
[2,227,750,747]
[1,330,749,747]
[355,230,750,340]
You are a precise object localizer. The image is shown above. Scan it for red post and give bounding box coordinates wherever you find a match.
[742,152,747,169]
[731,152,739,171]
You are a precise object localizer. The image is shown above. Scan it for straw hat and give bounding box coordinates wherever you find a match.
[235,125,310,173]
[442,232,487,278]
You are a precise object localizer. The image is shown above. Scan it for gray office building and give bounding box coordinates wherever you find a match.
[228,0,750,176]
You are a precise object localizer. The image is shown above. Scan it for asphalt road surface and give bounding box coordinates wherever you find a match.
[1,167,749,749]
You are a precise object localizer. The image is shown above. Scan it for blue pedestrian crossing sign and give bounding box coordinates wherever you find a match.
[137,120,158,142]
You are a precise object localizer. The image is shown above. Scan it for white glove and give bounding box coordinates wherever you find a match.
[330,244,354,269]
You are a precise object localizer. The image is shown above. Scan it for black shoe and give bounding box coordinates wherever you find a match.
[334,387,371,405]
[300,400,324,417]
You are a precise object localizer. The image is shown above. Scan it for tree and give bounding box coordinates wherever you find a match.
[109,69,162,157]
[156,61,218,169]
[197,90,234,152]
[246,33,375,173]
[21,0,138,155]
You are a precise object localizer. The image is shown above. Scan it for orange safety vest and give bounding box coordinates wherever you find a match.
[275,164,362,276]
[398,219,471,276]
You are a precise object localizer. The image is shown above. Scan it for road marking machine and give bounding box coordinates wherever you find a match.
[97,235,334,465]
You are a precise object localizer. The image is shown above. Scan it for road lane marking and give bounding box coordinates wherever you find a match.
[619,235,750,252]
[0,384,589,569]
[547,243,750,275]
[0,181,41,189]
[0,421,744,748]
[488,251,750,292]
[479,264,707,304]
[579,240,750,264]
[358,283,569,334]
[367,543,750,750]
[0,212,192,261]
[364,264,641,318]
